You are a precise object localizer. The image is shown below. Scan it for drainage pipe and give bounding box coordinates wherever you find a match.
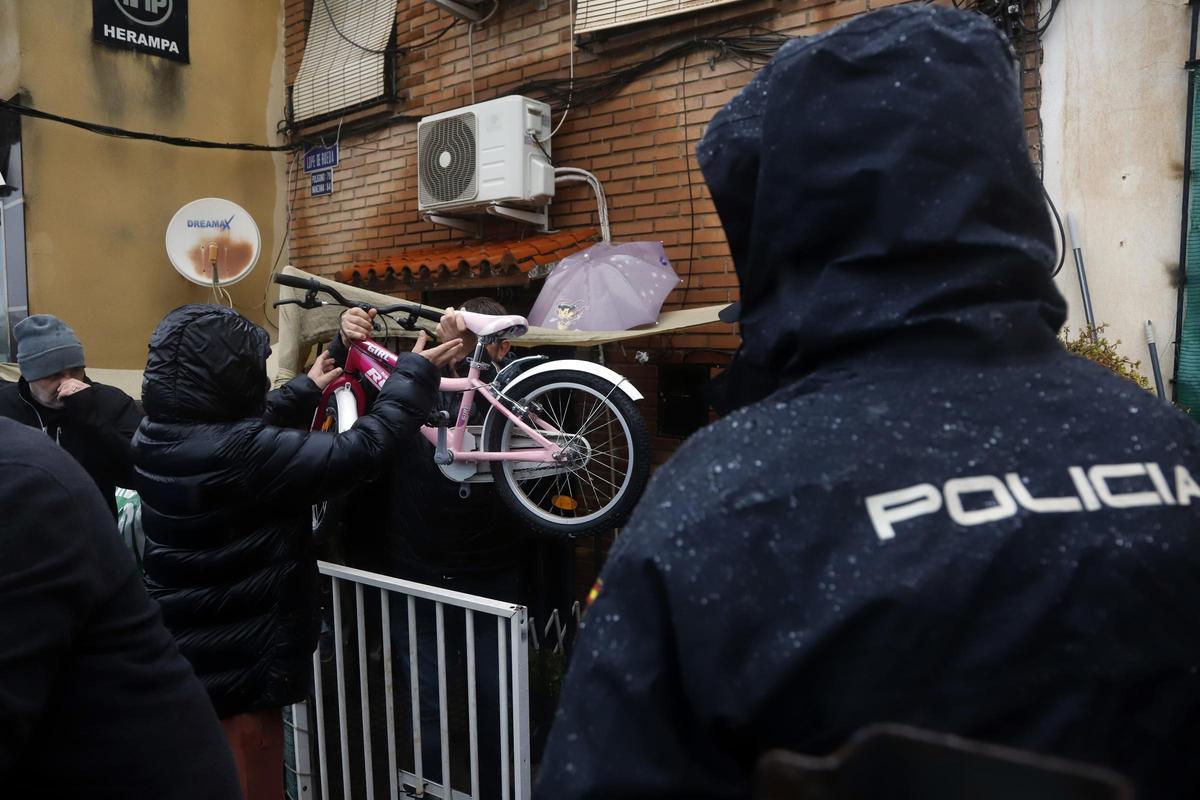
[1066,213,1096,332]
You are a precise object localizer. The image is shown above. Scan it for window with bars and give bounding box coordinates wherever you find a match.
[291,0,398,126]
[574,0,748,36]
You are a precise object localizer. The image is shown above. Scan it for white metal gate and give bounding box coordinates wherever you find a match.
[292,561,531,800]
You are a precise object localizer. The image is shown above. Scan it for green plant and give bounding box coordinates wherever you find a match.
[1059,325,1151,390]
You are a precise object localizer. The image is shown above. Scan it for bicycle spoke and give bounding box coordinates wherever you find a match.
[574,384,625,441]
[568,465,624,493]
[540,466,568,515]
[560,389,574,435]
[573,471,597,516]
[555,388,572,432]
[577,410,622,442]
[534,473,559,510]
[596,449,626,472]
[576,461,606,510]
[539,398,565,433]
[561,470,579,516]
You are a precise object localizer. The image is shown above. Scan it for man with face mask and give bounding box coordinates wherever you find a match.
[535,6,1200,799]
[0,314,142,517]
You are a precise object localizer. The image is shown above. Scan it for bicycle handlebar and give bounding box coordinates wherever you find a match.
[273,274,444,325]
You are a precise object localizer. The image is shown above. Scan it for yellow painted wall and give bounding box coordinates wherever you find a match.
[0,0,287,368]
[0,4,19,99]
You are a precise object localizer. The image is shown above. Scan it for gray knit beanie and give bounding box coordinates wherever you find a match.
[15,315,86,381]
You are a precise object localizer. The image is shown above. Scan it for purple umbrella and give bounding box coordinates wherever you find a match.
[529,241,681,331]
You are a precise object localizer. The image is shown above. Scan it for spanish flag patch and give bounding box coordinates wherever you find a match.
[586,578,603,607]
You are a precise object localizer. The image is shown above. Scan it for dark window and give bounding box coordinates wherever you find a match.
[657,363,710,439]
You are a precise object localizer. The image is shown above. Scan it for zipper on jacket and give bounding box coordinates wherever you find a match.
[19,392,61,445]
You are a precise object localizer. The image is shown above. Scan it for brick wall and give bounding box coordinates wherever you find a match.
[282,0,1045,455]
[283,0,1044,593]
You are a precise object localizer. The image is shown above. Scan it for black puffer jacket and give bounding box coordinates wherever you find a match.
[134,304,439,718]
[537,8,1200,800]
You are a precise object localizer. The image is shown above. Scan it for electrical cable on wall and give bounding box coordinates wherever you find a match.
[680,50,699,311]
[4,93,410,152]
[467,0,501,106]
[512,29,788,115]
[316,0,460,54]
[0,97,295,151]
[1044,182,1067,278]
[543,0,576,141]
[319,0,393,54]
[262,147,303,329]
[469,22,477,105]
[402,18,459,52]
[944,0,1063,40]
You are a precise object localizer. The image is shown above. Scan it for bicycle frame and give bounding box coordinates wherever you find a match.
[314,335,562,465]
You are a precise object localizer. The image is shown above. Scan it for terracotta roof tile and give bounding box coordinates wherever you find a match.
[337,228,600,286]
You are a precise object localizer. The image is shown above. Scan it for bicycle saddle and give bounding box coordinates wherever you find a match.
[459,310,529,339]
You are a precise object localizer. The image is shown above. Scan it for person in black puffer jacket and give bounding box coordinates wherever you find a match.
[133,304,461,800]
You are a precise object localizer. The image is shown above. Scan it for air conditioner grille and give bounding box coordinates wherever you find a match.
[419,113,478,206]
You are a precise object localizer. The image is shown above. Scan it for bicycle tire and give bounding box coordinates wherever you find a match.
[312,385,359,561]
[484,370,650,538]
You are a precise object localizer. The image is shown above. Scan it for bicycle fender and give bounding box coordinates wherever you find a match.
[312,374,365,432]
[495,360,644,402]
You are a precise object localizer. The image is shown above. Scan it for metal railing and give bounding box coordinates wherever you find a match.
[292,561,531,800]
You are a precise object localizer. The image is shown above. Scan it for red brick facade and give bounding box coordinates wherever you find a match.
[283,0,1044,470]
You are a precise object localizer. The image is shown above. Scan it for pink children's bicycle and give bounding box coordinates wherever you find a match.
[274,274,651,538]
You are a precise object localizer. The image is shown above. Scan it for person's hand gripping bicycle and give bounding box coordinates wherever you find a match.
[339,307,463,368]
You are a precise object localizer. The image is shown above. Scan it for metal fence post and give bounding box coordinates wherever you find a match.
[309,562,530,800]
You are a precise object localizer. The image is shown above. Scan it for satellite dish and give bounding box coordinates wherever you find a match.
[165,198,261,287]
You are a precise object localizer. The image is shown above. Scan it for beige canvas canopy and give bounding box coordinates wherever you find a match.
[3,267,728,394]
[273,265,732,385]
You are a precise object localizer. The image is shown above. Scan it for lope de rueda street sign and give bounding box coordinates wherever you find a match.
[304,143,340,173]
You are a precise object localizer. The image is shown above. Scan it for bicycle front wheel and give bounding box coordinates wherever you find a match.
[312,384,359,560]
[485,370,650,538]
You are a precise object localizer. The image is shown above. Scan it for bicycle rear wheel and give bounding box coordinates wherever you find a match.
[485,370,650,538]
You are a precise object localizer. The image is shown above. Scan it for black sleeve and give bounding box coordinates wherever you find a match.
[0,456,106,771]
[534,532,738,799]
[61,385,144,490]
[328,329,349,367]
[263,374,323,429]
[0,425,241,796]
[239,352,438,505]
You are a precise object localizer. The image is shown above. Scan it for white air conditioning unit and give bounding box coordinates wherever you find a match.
[417,95,555,214]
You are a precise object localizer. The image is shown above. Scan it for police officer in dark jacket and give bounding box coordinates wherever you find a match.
[536,7,1200,799]
[134,304,461,799]
[0,314,142,517]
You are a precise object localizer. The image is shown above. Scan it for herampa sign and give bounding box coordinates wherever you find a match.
[93,0,190,64]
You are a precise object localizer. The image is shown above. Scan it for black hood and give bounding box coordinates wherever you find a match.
[142,304,271,423]
[698,6,1066,386]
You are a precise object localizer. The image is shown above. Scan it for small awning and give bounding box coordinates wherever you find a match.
[337,228,600,287]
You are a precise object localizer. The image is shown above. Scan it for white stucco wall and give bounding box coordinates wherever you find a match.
[1041,0,1191,392]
